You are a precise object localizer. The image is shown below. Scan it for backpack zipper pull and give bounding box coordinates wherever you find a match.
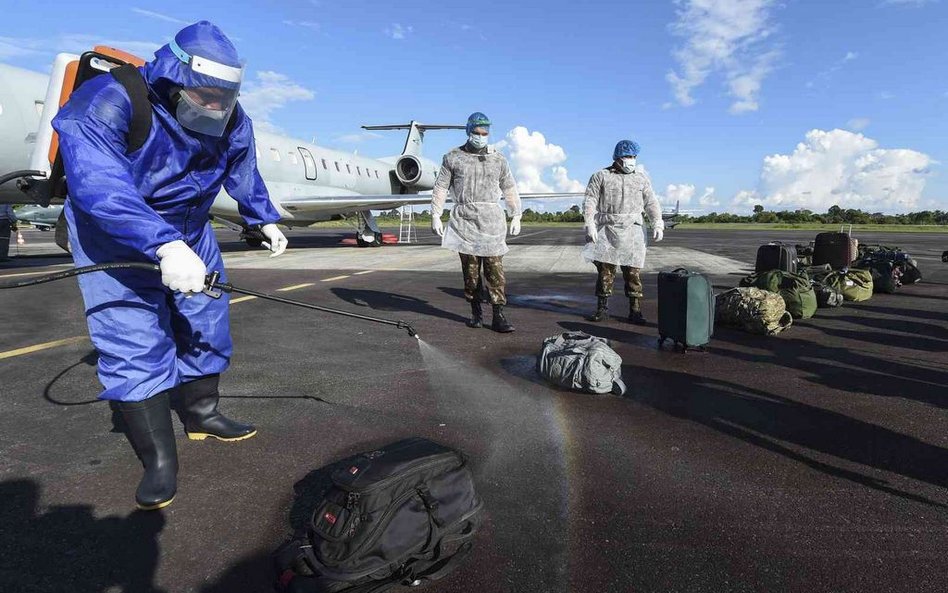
[346,492,361,509]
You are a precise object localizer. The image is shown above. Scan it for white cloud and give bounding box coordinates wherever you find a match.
[385,24,413,40]
[733,129,935,212]
[239,71,316,133]
[495,126,584,193]
[806,51,858,90]
[666,0,781,114]
[663,183,720,207]
[847,117,871,131]
[0,34,161,61]
[878,91,896,100]
[283,20,321,32]
[0,36,43,60]
[335,131,383,144]
[130,8,189,25]
[879,0,938,6]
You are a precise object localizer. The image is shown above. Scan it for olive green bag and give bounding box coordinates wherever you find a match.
[812,269,874,302]
[739,270,817,319]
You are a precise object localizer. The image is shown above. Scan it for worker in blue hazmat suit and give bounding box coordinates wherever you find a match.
[583,140,663,325]
[52,21,288,510]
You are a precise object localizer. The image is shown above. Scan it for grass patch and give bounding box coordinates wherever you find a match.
[675,223,947,233]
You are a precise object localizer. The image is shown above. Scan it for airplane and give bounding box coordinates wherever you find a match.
[0,52,582,250]
[13,204,63,231]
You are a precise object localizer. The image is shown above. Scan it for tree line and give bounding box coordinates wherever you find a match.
[377,205,948,225]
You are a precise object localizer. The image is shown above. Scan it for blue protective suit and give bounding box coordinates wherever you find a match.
[52,21,280,402]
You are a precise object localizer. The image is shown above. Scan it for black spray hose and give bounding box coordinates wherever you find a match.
[203,271,419,339]
[1,263,419,339]
[0,169,46,188]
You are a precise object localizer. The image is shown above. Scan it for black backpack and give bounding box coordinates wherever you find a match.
[274,438,482,593]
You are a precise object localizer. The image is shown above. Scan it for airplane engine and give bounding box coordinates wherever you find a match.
[394,154,437,191]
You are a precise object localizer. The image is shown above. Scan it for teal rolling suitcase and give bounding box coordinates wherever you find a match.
[657,268,714,352]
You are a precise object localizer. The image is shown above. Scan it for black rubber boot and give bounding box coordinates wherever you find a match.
[491,305,515,333]
[175,375,257,442]
[587,296,609,322]
[466,300,483,328]
[116,391,178,510]
[628,298,647,325]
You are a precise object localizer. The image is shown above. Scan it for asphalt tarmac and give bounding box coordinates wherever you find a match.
[1,226,946,593]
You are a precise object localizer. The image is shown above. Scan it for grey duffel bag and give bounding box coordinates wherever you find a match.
[536,332,626,395]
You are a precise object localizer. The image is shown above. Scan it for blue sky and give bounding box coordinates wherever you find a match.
[1,0,945,213]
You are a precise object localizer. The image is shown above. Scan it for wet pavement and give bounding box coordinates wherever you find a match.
[1,227,946,592]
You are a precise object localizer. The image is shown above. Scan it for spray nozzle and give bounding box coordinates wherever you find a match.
[397,321,418,339]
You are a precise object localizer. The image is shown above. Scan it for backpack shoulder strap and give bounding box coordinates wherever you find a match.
[109,64,152,153]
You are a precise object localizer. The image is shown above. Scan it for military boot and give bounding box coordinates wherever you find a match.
[491,304,515,333]
[175,375,257,441]
[466,300,483,328]
[628,297,647,325]
[116,391,178,510]
[587,296,609,322]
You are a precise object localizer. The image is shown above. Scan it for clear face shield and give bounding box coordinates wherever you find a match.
[169,39,244,137]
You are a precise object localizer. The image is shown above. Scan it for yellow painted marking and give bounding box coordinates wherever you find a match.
[276,283,314,292]
[321,275,350,282]
[230,296,258,304]
[353,270,375,276]
[0,336,88,360]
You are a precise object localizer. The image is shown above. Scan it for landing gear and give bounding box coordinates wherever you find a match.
[356,231,384,248]
[355,210,383,248]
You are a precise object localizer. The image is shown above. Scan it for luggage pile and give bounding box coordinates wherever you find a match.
[714,228,923,336]
[853,244,922,293]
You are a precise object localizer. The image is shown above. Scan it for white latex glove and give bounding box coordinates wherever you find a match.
[509,215,522,236]
[432,217,444,237]
[156,240,207,294]
[585,222,598,243]
[261,223,288,257]
[652,226,664,242]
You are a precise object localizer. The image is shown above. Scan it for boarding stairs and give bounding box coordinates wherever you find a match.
[398,205,417,244]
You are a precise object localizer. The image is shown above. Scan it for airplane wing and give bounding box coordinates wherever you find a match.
[277,193,583,216]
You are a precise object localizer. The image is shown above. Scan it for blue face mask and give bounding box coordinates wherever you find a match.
[468,134,489,149]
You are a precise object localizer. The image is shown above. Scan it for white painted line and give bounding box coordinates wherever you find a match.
[321,275,350,282]
[353,270,375,276]
[276,283,314,292]
[230,296,258,304]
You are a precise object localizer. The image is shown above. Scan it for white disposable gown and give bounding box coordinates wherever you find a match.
[582,167,663,268]
[431,146,522,257]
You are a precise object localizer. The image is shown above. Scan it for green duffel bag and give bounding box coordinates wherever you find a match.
[739,270,817,319]
[716,287,793,336]
[815,269,874,302]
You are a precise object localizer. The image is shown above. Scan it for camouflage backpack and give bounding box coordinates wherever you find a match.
[715,287,793,336]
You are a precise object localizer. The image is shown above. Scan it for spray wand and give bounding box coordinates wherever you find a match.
[1,263,419,339]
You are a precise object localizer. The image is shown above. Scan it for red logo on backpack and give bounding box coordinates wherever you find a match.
[324,512,337,525]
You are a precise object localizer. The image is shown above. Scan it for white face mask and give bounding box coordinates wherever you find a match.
[620,157,637,174]
[468,134,489,149]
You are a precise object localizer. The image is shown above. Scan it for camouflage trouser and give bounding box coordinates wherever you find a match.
[459,254,506,305]
[594,261,643,299]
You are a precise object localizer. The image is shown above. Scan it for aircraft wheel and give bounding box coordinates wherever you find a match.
[245,237,263,248]
[355,232,383,248]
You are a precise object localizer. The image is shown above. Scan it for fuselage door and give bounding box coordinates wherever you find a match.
[299,147,317,181]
